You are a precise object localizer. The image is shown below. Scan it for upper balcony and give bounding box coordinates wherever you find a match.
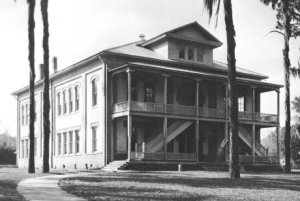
[112,101,278,124]
[110,65,280,126]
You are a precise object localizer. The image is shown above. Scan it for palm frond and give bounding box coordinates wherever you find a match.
[203,0,221,21]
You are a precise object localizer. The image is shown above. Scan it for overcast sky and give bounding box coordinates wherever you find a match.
[1,0,300,136]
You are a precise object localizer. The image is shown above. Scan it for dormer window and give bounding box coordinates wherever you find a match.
[187,47,194,61]
[178,44,185,59]
[177,43,204,63]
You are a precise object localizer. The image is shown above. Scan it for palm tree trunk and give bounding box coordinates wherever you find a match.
[28,0,36,174]
[282,0,291,173]
[223,0,240,178]
[41,0,50,173]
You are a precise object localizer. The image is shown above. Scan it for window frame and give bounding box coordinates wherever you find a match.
[75,86,80,111]
[92,126,97,152]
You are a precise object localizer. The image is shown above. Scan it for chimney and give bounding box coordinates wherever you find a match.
[139,34,145,41]
[39,64,44,80]
[53,57,58,73]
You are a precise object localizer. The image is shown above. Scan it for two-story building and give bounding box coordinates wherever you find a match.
[13,22,281,170]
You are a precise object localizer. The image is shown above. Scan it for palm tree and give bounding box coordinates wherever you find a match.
[261,0,292,173]
[27,0,36,174]
[41,0,50,173]
[203,0,240,178]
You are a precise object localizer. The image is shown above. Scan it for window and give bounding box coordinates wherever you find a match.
[238,96,246,112]
[63,91,67,114]
[63,132,67,154]
[92,126,97,152]
[145,83,154,102]
[21,106,24,125]
[57,93,61,115]
[196,47,204,62]
[21,140,24,158]
[178,44,185,59]
[25,139,29,158]
[57,133,61,155]
[25,104,28,124]
[75,86,80,111]
[177,43,204,63]
[69,88,73,113]
[132,81,138,101]
[34,137,37,157]
[92,79,98,106]
[69,131,73,154]
[187,47,194,61]
[75,130,80,153]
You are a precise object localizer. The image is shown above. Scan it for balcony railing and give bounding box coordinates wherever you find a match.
[112,101,277,123]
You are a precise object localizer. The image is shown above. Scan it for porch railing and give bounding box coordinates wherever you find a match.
[255,113,278,123]
[226,155,279,164]
[130,152,197,162]
[112,101,278,123]
[167,104,197,116]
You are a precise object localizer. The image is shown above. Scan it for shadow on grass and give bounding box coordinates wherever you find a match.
[0,180,24,201]
[61,183,216,201]
[63,171,300,192]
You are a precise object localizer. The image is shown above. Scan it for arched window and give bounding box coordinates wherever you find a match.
[68,88,73,113]
[57,93,61,115]
[92,79,97,106]
[63,90,67,114]
[75,86,80,111]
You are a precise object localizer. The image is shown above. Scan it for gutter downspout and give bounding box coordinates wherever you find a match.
[102,57,108,166]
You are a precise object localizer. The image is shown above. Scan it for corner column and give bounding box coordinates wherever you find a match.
[225,82,229,118]
[195,78,201,161]
[127,68,132,161]
[162,74,169,158]
[276,89,280,163]
[252,86,256,163]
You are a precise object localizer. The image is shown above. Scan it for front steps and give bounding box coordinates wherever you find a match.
[102,160,128,172]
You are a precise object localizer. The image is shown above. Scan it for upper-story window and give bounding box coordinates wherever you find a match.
[25,104,29,124]
[75,86,80,111]
[177,43,204,63]
[92,79,98,106]
[57,93,61,115]
[145,83,154,102]
[21,105,25,125]
[63,90,67,114]
[187,47,194,61]
[238,96,246,112]
[178,44,185,59]
[132,80,138,101]
[68,88,73,113]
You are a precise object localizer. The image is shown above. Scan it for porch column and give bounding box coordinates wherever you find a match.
[276,89,280,163]
[127,115,132,161]
[225,83,229,118]
[163,118,168,158]
[162,74,169,113]
[127,68,132,160]
[195,79,201,116]
[225,122,229,161]
[162,74,169,159]
[252,86,256,120]
[252,124,256,163]
[195,120,199,161]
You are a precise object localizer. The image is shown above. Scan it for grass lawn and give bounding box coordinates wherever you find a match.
[0,165,50,201]
[59,170,300,201]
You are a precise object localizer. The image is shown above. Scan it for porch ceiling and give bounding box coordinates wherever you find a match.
[109,62,282,92]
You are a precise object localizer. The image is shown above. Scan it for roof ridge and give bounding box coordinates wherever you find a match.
[103,40,143,52]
